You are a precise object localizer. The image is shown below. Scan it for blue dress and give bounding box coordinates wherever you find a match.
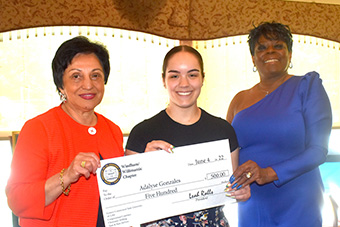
[232,72,332,227]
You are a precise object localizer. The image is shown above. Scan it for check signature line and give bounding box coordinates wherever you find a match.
[172,190,237,205]
[177,182,225,196]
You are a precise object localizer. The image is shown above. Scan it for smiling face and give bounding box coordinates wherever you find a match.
[163,51,204,110]
[59,53,105,114]
[252,35,292,78]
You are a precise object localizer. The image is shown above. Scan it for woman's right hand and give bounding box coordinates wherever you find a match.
[65,152,101,183]
[45,152,101,206]
[226,160,278,191]
[145,140,174,153]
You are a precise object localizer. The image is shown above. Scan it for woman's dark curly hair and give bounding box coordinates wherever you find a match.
[248,22,293,56]
[52,36,110,92]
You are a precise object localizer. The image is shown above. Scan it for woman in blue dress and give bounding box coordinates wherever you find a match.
[226,22,332,226]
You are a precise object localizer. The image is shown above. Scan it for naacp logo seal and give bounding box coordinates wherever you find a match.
[100,163,121,185]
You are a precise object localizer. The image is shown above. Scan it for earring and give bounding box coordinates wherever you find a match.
[253,65,257,72]
[289,62,293,69]
[59,92,67,103]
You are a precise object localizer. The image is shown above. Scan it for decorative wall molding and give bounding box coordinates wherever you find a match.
[1,0,340,42]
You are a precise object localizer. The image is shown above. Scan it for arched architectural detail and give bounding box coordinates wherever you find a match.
[1,0,340,42]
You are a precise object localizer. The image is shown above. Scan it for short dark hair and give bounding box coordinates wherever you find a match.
[162,45,204,80]
[248,22,293,56]
[52,36,110,92]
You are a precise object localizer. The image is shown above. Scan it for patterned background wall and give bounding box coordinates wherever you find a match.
[1,0,340,42]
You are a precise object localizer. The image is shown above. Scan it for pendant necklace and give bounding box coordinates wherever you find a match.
[257,84,270,96]
[258,75,291,96]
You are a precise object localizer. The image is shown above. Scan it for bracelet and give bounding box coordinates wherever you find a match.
[59,168,71,196]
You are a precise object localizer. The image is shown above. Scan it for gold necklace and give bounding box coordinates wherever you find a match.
[258,75,290,96]
[257,84,270,96]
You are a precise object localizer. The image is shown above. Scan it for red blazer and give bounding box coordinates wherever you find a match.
[6,106,124,227]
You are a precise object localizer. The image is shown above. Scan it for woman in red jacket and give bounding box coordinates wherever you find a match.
[6,36,124,227]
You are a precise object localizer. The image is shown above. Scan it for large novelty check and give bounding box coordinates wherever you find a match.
[97,139,235,227]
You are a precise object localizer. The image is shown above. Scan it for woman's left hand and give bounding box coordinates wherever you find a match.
[226,184,251,201]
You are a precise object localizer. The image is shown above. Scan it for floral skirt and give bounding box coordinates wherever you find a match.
[141,206,230,227]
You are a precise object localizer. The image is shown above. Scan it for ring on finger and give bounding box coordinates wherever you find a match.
[81,161,86,168]
[246,172,252,179]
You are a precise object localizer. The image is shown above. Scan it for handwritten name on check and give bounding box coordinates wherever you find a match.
[97,139,235,226]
